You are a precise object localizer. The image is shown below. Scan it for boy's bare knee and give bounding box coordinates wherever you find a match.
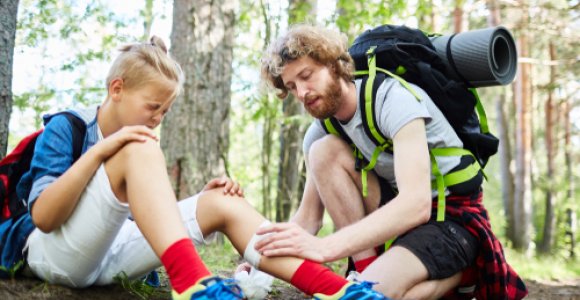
[198,189,248,214]
[109,139,164,168]
[123,139,163,158]
[197,188,254,233]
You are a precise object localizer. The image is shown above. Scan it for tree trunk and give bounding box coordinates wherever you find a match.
[512,12,533,251]
[260,94,277,220]
[453,0,464,32]
[0,0,19,158]
[276,94,305,222]
[562,100,576,258]
[539,43,557,254]
[275,0,316,222]
[496,95,516,242]
[257,0,276,220]
[487,0,516,242]
[486,0,501,28]
[162,0,235,199]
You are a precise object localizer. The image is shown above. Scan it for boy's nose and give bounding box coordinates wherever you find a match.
[151,114,163,126]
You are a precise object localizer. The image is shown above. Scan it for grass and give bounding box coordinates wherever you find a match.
[113,271,169,300]
[504,247,580,281]
[0,260,25,280]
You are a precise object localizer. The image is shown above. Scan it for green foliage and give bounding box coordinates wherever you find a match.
[505,247,580,281]
[289,0,315,24]
[334,0,407,41]
[13,0,138,128]
[113,271,166,300]
[198,240,240,272]
[0,260,25,280]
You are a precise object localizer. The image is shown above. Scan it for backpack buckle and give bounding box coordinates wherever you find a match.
[366,46,377,57]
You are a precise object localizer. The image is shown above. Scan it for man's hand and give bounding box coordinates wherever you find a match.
[203,175,244,197]
[254,222,329,263]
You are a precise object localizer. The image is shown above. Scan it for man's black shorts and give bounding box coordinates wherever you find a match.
[393,219,479,279]
[378,177,479,279]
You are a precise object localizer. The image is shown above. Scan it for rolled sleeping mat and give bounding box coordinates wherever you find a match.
[429,26,518,87]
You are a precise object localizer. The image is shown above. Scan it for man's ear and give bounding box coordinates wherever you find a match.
[109,78,124,102]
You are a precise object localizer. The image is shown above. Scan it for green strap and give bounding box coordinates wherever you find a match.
[431,146,487,180]
[470,88,490,134]
[430,147,474,159]
[431,161,481,187]
[430,147,482,186]
[355,67,422,100]
[384,237,396,250]
[364,48,388,146]
[430,151,446,222]
[360,144,390,197]
[323,118,341,137]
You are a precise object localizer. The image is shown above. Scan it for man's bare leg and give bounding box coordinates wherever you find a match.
[360,240,461,299]
[308,135,382,261]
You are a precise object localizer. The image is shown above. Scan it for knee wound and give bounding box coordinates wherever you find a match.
[243,221,272,270]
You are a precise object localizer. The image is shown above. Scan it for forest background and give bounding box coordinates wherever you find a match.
[0,0,579,298]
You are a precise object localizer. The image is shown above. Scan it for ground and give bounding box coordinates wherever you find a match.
[1,274,579,299]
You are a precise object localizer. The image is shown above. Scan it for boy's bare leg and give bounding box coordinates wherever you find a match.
[194,189,303,281]
[105,139,189,256]
[104,139,329,287]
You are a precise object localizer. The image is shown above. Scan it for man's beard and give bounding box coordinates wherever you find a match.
[304,77,343,119]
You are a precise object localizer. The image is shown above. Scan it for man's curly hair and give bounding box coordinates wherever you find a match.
[261,25,354,99]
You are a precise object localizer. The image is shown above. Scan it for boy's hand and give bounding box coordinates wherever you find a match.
[203,175,244,197]
[93,125,159,160]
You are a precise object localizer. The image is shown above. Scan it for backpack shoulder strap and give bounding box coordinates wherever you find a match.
[319,118,353,145]
[359,72,392,154]
[59,112,87,162]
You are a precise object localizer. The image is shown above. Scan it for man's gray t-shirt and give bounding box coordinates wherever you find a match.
[303,78,462,196]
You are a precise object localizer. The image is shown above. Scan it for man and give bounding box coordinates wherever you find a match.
[254,24,527,300]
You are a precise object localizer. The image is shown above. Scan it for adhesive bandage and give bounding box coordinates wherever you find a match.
[243,221,272,269]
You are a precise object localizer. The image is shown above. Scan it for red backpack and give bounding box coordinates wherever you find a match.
[0,112,86,223]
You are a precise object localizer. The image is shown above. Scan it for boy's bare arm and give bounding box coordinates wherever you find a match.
[31,125,158,233]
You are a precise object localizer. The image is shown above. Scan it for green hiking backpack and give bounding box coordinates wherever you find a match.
[320,25,499,222]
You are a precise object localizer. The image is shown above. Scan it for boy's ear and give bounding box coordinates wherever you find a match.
[109,78,124,102]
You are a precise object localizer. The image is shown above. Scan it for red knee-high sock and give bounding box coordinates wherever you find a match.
[290,260,349,296]
[354,255,377,273]
[160,238,211,293]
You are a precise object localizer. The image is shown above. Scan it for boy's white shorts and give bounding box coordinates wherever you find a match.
[25,164,212,288]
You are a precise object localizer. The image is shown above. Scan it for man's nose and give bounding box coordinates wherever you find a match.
[296,83,308,101]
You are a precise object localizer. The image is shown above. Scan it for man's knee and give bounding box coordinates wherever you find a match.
[309,135,354,173]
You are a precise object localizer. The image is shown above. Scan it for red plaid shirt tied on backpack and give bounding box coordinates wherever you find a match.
[440,192,528,300]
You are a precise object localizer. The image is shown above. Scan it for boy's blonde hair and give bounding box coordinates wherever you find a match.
[261,25,354,99]
[106,36,184,99]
